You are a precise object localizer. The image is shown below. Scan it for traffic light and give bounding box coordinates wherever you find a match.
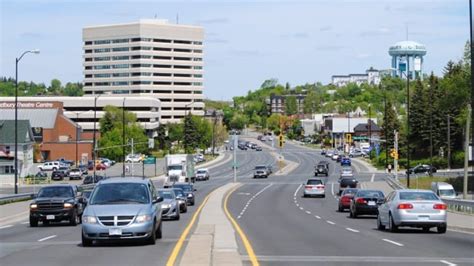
[279,134,284,148]
[346,134,352,144]
[389,149,398,160]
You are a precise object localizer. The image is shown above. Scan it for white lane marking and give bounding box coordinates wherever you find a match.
[326,221,335,225]
[237,215,242,219]
[299,207,304,210]
[370,174,375,182]
[294,184,302,197]
[238,183,273,219]
[331,183,334,196]
[296,203,299,207]
[0,225,13,230]
[237,192,251,195]
[38,235,57,242]
[382,239,404,247]
[346,228,360,233]
[315,215,321,219]
[21,221,29,225]
[305,211,311,214]
[440,260,457,266]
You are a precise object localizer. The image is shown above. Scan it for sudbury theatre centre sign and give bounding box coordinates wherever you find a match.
[0,102,56,108]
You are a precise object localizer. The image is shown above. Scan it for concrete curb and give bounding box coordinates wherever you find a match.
[179,183,242,266]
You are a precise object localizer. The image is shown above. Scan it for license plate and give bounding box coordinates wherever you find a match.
[368,201,376,206]
[109,228,122,236]
[418,216,430,221]
[46,215,55,220]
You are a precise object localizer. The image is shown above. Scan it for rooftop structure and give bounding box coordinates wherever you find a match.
[388,40,427,80]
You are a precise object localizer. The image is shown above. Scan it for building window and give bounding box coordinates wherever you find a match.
[174,57,192,61]
[131,37,152,42]
[94,65,111,70]
[112,73,130,77]
[112,47,130,52]
[131,64,151,68]
[112,56,130,60]
[112,64,130,69]
[132,81,151,85]
[85,49,93,54]
[154,90,172,93]
[154,64,172,68]
[193,74,203,78]
[131,72,151,77]
[94,40,111,45]
[131,46,152,51]
[94,56,111,61]
[0,165,15,174]
[175,74,191,77]
[174,65,192,69]
[94,82,110,86]
[193,58,203,61]
[94,48,110,53]
[193,66,203,70]
[112,38,129,44]
[154,73,172,77]
[153,47,172,51]
[174,40,192,44]
[154,56,172,60]
[85,66,92,70]
[85,58,93,62]
[85,41,93,45]
[192,82,203,86]
[193,41,203,45]
[174,48,191,53]
[131,55,152,59]
[194,91,202,94]
[154,38,172,43]
[193,49,203,53]
[174,82,191,86]
[94,73,111,78]
[85,74,92,78]
[112,90,130,94]
[154,82,172,85]
[112,81,129,86]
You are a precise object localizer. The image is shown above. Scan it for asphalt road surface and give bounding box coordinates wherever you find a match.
[227,141,474,266]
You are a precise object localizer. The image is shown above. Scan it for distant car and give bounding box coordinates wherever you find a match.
[431,182,457,199]
[195,168,210,181]
[319,160,330,169]
[303,178,325,198]
[377,190,447,233]
[99,158,115,168]
[125,154,143,163]
[95,163,107,171]
[57,158,74,166]
[340,166,353,176]
[266,165,273,174]
[158,189,180,220]
[254,165,268,178]
[255,146,262,151]
[82,175,106,185]
[172,183,195,206]
[38,161,61,171]
[406,164,437,175]
[326,151,334,158]
[35,171,48,179]
[315,164,328,176]
[349,190,385,218]
[321,149,327,155]
[69,168,83,180]
[250,143,258,149]
[332,154,339,161]
[341,157,351,166]
[349,149,366,158]
[51,170,66,181]
[81,178,163,246]
[78,165,88,175]
[338,177,358,195]
[171,188,188,213]
[257,135,263,140]
[338,188,358,212]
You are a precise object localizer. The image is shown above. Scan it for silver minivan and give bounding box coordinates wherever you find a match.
[81,177,163,246]
[431,182,457,199]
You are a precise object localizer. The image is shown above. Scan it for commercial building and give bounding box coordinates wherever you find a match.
[0,120,34,181]
[0,96,161,138]
[331,68,381,87]
[322,116,378,148]
[0,101,93,164]
[82,19,205,123]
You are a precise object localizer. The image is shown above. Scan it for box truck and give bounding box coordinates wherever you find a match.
[164,154,195,185]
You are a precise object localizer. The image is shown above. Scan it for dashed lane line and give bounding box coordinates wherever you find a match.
[0,225,13,230]
[345,228,360,233]
[382,238,404,247]
[440,260,457,266]
[238,183,273,219]
[305,211,311,215]
[38,235,57,242]
[315,215,321,219]
[294,184,302,197]
[326,221,335,225]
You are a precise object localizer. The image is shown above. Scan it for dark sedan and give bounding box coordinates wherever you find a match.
[172,183,196,206]
[406,164,437,175]
[350,190,385,218]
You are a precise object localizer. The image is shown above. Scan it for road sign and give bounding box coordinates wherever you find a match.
[143,157,156,164]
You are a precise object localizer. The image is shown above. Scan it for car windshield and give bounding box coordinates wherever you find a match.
[357,190,384,198]
[169,165,183,170]
[399,192,438,201]
[307,179,322,185]
[439,189,455,197]
[340,179,357,186]
[90,183,150,204]
[342,189,358,196]
[255,166,266,170]
[173,189,184,197]
[38,187,74,198]
[197,170,206,174]
[158,190,175,199]
[174,184,192,192]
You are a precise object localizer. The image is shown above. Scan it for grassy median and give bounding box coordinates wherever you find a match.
[399,176,449,190]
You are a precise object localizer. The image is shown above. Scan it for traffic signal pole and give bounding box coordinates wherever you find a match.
[394,130,399,180]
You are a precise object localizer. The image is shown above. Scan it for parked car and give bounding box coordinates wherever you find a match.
[157,189,180,220]
[406,164,437,175]
[321,149,327,155]
[57,157,74,166]
[82,175,106,185]
[69,168,83,180]
[51,170,66,181]
[349,190,385,218]
[29,184,85,227]
[338,177,358,195]
[255,146,263,151]
[81,178,163,246]
[37,161,61,171]
[377,189,447,233]
[78,165,89,175]
[338,188,359,212]
[35,171,48,179]
[99,158,115,168]
[314,163,329,177]
[95,163,107,171]
[195,168,210,181]
[349,149,366,158]
[125,154,143,163]
[171,188,188,213]
[172,183,196,206]
[303,178,325,198]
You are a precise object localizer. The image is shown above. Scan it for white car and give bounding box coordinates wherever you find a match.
[37,161,61,171]
[195,168,210,181]
[125,154,142,163]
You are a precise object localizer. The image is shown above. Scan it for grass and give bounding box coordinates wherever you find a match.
[399,176,449,190]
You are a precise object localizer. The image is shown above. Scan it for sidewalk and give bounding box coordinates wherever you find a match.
[179,183,242,266]
[0,200,31,226]
[362,181,474,233]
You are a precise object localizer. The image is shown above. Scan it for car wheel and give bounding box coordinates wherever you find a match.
[29,217,38,227]
[422,226,430,232]
[437,224,447,234]
[351,210,358,218]
[338,205,343,212]
[156,221,162,239]
[377,215,385,230]
[147,222,156,245]
[175,213,180,221]
[322,194,325,198]
[69,209,79,226]
[82,233,93,247]
[183,206,187,213]
[389,214,398,232]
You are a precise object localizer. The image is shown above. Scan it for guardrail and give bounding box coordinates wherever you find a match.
[0,193,36,204]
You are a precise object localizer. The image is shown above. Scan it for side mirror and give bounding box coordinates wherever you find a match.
[79,197,87,205]
[32,194,37,199]
[194,188,197,192]
[154,196,164,204]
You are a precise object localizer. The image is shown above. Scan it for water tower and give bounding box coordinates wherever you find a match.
[388,41,427,80]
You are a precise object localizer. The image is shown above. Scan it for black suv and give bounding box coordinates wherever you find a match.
[315,164,329,176]
[29,185,85,227]
[51,170,66,181]
[338,178,358,195]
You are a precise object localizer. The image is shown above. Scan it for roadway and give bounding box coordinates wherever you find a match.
[227,141,474,266]
[0,146,275,266]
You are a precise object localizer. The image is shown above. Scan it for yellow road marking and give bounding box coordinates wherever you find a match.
[224,184,260,266]
[166,191,213,266]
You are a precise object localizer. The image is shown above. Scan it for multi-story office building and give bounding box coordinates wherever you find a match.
[82,19,205,123]
[267,94,305,115]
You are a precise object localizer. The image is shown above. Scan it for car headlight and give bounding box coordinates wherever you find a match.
[64,203,73,208]
[187,194,193,198]
[135,214,152,223]
[82,215,97,224]
[162,204,171,208]
[30,204,38,209]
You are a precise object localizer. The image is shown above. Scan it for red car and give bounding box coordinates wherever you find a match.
[338,188,358,212]
[95,163,107,170]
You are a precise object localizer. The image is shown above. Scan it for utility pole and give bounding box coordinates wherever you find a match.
[131,138,134,176]
[429,83,433,176]
[383,84,388,169]
[394,130,399,180]
[406,54,411,188]
[463,104,471,199]
[212,110,217,156]
[122,98,126,177]
[368,105,372,159]
[233,134,237,183]
[447,115,451,170]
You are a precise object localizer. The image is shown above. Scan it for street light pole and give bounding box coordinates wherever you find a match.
[92,95,100,180]
[383,84,388,169]
[123,98,126,177]
[429,83,433,176]
[406,54,411,188]
[76,112,80,167]
[14,49,39,194]
[212,110,217,156]
[368,104,372,160]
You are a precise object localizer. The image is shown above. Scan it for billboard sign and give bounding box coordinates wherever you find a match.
[32,127,43,142]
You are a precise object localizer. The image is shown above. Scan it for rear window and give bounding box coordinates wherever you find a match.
[317,164,326,168]
[255,166,266,170]
[342,189,358,195]
[399,191,438,201]
[307,179,323,185]
[356,190,384,198]
[340,178,357,186]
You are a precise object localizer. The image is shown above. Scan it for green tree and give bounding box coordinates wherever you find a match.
[285,95,297,115]
[63,82,83,96]
[409,79,429,157]
[49,79,62,95]
[230,113,247,130]
[303,90,320,114]
[381,100,400,148]
[184,114,199,153]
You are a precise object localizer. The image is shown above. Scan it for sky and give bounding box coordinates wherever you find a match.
[0,0,470,100]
